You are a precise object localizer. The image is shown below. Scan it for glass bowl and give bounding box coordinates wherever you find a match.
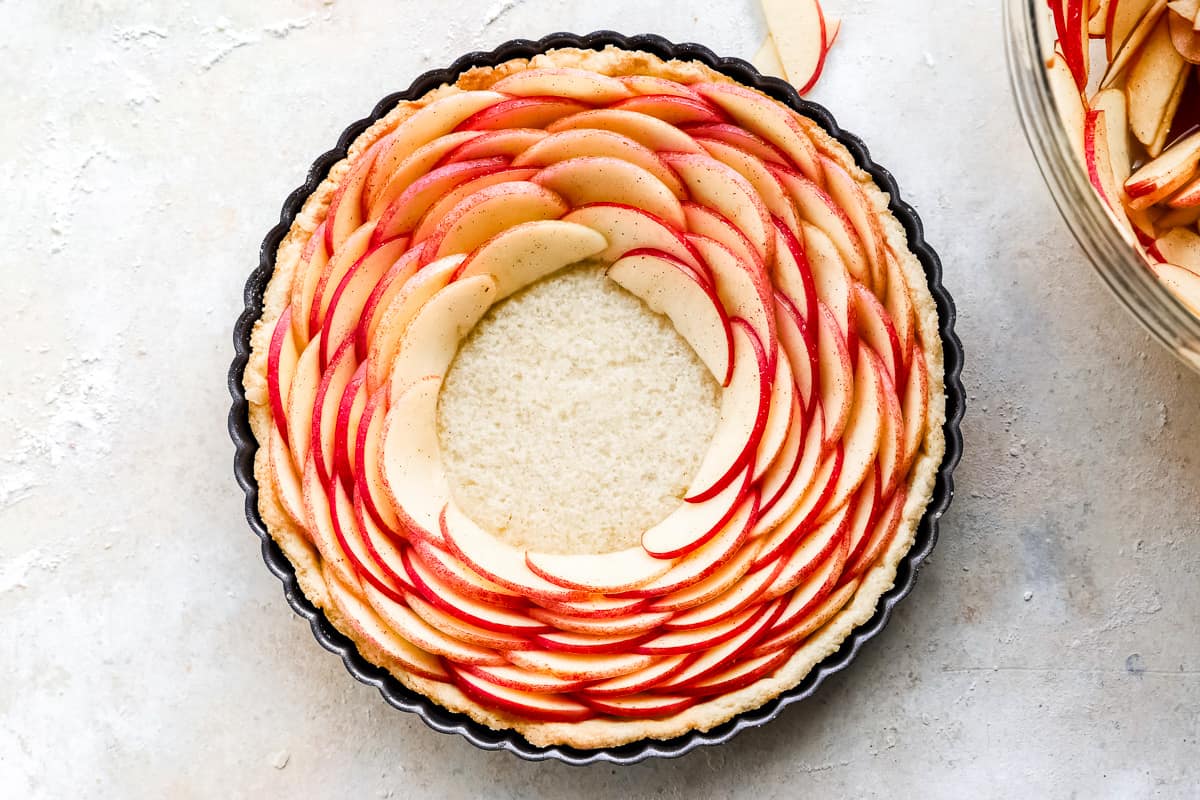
[1003,0,1200,373]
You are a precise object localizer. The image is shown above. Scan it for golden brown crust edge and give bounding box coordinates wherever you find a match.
[242,46,947,750]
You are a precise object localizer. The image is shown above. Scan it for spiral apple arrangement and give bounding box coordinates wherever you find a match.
[257,65,936,729]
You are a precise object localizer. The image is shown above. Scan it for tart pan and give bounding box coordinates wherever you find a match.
[228,30,965,765]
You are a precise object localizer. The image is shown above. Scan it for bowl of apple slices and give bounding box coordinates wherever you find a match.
[1006,0,1200,371]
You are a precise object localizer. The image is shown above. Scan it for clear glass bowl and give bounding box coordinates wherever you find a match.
[1003,0,1200,373]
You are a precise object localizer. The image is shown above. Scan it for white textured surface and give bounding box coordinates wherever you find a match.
[2,1,1198,797]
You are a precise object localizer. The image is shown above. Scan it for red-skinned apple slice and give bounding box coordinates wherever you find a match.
[301,456,357,589]
[310,337,357,487]
[683,123,789,165]
[1102,0,1169,85]
[1126,14,1189,153]
[526,544,675,595]
[692,82,823,184]
[761,497,851,600]
[448,665,592,722]
[409,168,541,245]
[844,484,906,581]
[1157,226,1200,270]
[751,443,843,563]
[757,391,809,519]
[841,468,882,571]
[267,307,300,448]
[547,108,704,153]
[664,151,774,264]
[332,363,367,485]
[883,247,917,363]
[606,249,734,384]
[1152,261,1200,313]
[1047,51,1088,159]
[365,90,506,208]
[1167,175,1200,207]
[579,693,698,718]
[1125,130,1200,208]
[688,235,775,373]
[490,68,633,103]
[753,345,796,482]
[763,549,850,643]
[380,375,451,544]
[773,290,818,417]
[696,137,801,234]
[852,280,904,384]
[822,155,889,292]
[1050,0,1091,90]
[643,453,743,556]
[819,346,888,521]
[324,567,449,682]
[267,425,306,528]
[562,202,703,267]
[355,242,426,363]
[1106,0,1161,58]
[325,136,388,254]
[456,96,590,132]
[372,157,510,243]
[609,93,726,125]
[290,222,328,346]
[422,181,569,263]
[441,128,548,163]
[653,599,785,685]
[669,646,793,697]
[647,539,764,614]
[771,163,871,285]
[457,663,586,694]
[816,300,854,449]
[533,156,685,229]
[533,593,649,620]
[872,352,905,498]
[756,400,826,533]
[683,202,766,280]
[358,581,506,666]
[533,629,656,655]
[661,545,785,626]
[580,654,696,698]
[405,593,533,652]
[514,128,684,196]
[503,649,655,682]
[771,220,819,333]
[682,319,770,504]
[353,485,420,593]
[761,0,828,94]
[386,274,497,396]
[527,607,673,637]
[439,503,590,603]
[801,221,853,345]
[456,219,607,299]
[618,75,706,99]
[747,578,859,658]
[367,130,483,218]
[1085,109,1133,231]
[898,338,930,479]
[309,222,375,340]
[410,537,525,610]
[320,236,409,367]
[635,599,774,656]
[352,385,401,535]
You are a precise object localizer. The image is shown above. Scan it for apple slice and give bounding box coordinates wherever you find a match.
[527,607,673,637]
[439,502,589,603]
[533,156,685,228]
[1102,0,1168,84]
[1089,88,1134,185]
[356,244,427,364]
[448,666,593,722]
[301,457,357,588]
[761,0,828,94]
[692,82,823,184]
[663,151,773,264]
[816,301,854,449]
[1125,130,1200,208]
[422,182,569,263]
[504,649,655,682]
[609,93,726,125]
[365,255,462,396]
[372,157,510,243]
[458,663,586,694]
[410,538,525,609]
[309,222,375,340]
[267,425,306,527]
[621,492,756,599]
[898,339,931,479]
[639,461,753,561]
[771,220,819,330]
[311,338,355,486]
[753,345,796,482]
[1126,14,1189,152]
[669,646,793,697]
[802,219,855,351]
[818,345,889,522]
[822,156,888,292]
[364,90,506,208]
[653,599,785,686]
[319,237,409,367]
[757,388,826,526]
[580,654,696,698]
[1169,2,1200,57]
[325,136,388,253]
[606,249,734,383]
[883,247,917,362]
[332,362,368,485]
[456,96,589,132]
[761,498,850,600]
[683,320,770,504]
[359,581,507,666]
[490,68,633,103]
[526,544,675,595]
[751,443,843,563]
[380,375,452,544]
[290,223,329,347]
[636,600,773,656]
[852,280,904,383]
[1047,51,1088,160]
[533,629,656,655]
[409,169,542,245]
[580,693,698,718]
[688,235,776,371]
[353,387,401,534]
[774,291,818,416]
[684,124,789,166]
[1167,174,1200,206]
[747,577,858,657]
[367,130,483,218]
[647,539,763,615]
[534,594,648,620]
[758,389,812,520]
[1156,226,1200,270]
[683,202,765,278]
[1106,0,1162,58]
[1050,0,1092,89]
[661,547,784,627]
[514,128,684,196]
[845,482,905,581]
[562,202,703,267]
[618,75,706,99]
[324,568,449,682]
[696,137,801,234]
[547,108,705,153]
[772,164,871,285]
[1091,0,1114,36]
[441,128,548,162]
[267,307,300,447]
[1085,109,1135,230]
[457,219,607,299]
[352,486,420,593]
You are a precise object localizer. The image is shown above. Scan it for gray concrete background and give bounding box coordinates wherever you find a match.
[2,1,1198,797]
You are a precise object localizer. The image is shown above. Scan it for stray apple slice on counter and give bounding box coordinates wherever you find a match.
[752,33,786,80]
[760,0,828,94]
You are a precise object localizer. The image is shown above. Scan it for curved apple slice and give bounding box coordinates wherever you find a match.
[310,222,375,340]
[610,93,726,125]
[324,567,449,682]
[841,468,882,571]
[456,96,590,131]
[353,386,401,535]
[332,363,367,485]
[325,136,388,253]
[527,607,673,637]
[380,376,451,544]
[534,156,685,229]
[442,128,548,162]
[533,629,655,655]
[448,665,593,722]
[490,68,633,104]
[386,274,498,396]
[767,540,850,632]
[669,646,793,697]
[1152,261,1200,314]
[852,280,903,384]
[753,345,795,482]
[267,307,300,447]
[682,320,770,504]
[688,235,775,375]
[757,392,808,519]
[696,137,800,234]
[320,237,409,367]
[844,481,906,581]
[662,544,785,626]
[684,123,789,164]
[290,223,329,346]
[515,128,684,196]
[641,460,752,560]
[503,649,655,682]
[663,152,773,264]
[873,358,905,499]
[898,339,930,478]
[772,219,818,330]
[352,484,419,591]
[820,347,887,521]
[649,599,784,676]
[456,220,607,299]
[367,130,483,218]
[822,155,888,291]
[761,0,828,93]
[286,333,322,469]
[606,250,733,383]
[647,538,764,614]
[311,338,357,486]
[333,479,426,605]
[300,456,357,589]
[580,693,698,718]
[355,242,427,363]
[756,401,825,532]
[761,498,851,601]
[883,248,916,361]
[635,601,767,656]
[547,108,704,153]
[803,221,853,350]
[423,181,569,262]
[406,593,534,652]
[562,203,702,267]
[772,164,870,285]
[458,663,586,694]
[816,301,853,449]
[683,202,762,273]
[373,157,510,242]
[409,168,542,245]
[526,545,675,595]
[692,82,822,184]
[365,254,463,394]
[533,593,648,619]
[439,503,589,603]
[747,578,859,658]
[359,581,506,666]
[774,291,818,418]
[752,440,843,557]
[580,654,696,698]
[267,425,306,527]
[618,75,705,99]
[365,90,507,207]
[410,538,525,609]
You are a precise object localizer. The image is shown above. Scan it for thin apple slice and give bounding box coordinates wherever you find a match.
[845,482,906,581]
[514,128,684,196]
[456,219,606,299]
[309,222,375,340]
[404,590,533,652]
[641,464,752,560]
[647,539,763,614]
[771,220,819,329]
[1050,0,1092,89]
[1169,4,1200,59]
[1167,174,1200,206]
[609,93,726,125]
[580,654,696,697]
[819,345,889,521]
[774,291,818,417]
[653,599,785,686]
[762,496,850,600]
[1091,0,1114,35]
[852,280,904,384]
[757,388,826,527]
[661,547,784,627]
[683,202,765,279]
[761,0,828,94]
[1126,14,1189,152]
[635,601,771,656]
[534,594,648,620]
[1048,51,1088,160]
[753,345,796,482]
[301,457,357,588]
[448,666,592,722]
[458,663,585,694]
[290,223,329,347]
[618,75,706,99]
[526,544,675,595]
[456,96,590,132]
[410,538,525,609]
[352,485,419,592]
[423,182,570,263]
[267,425,306,528]
[692,82,822,184]
[883,247,917,363]
[359,581,506,666]
[380,375,451,544]
[898,339,931,479]
[409,169,542,245]
[1156,226,1200,270]
[873,351,906,498]
[772,164,871,285]
[750,443,842,562]
[490,68,633,103]
[685,123,789,165]
[663,151,774,264]
[319,237,409,367]
[669,646,794,697]
[688,235,776,374]
[355,242,427,363]
[562,202,703,267]
[332,363,367,485]
[747,578,858,657]
[353,387,400,533]
[1106,0,1161,58]
[364,90,507,208]
[758,389,813,520]
[324,568,449,682]
[1125,130,1200,208]
[267,307,301,448]
[373,157,510,243]
[533,629,656,655]
[816,301,854,448]
[439,502,589,603]
[800,221,853,345]
[606,249,734,384]
[527,606,673,637]
[325,137,388,254]
[580,693,698,718]
[822,156,888,293]
[696,137,801,234]
[504,649,656,682]
[1102,0,1168,85]
[682,320,770,504]
[442,128,548,162]
[547,108,705,153]
[1090,88,1134,183]
[286,333,321,473]
[838,469,880,571]
[367,130,483,218]
[533,156,685,229]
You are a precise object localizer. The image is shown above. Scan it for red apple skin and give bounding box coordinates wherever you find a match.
[670,646,794,697]
[309,336,358,488]
[578,694,699,718]
[448,666,595,723]
[332,362,367,487]
[267,306,295,448]
[609,94,727,125]
[456,96,590,132]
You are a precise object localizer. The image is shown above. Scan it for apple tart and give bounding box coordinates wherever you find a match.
[242,46,946,749]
